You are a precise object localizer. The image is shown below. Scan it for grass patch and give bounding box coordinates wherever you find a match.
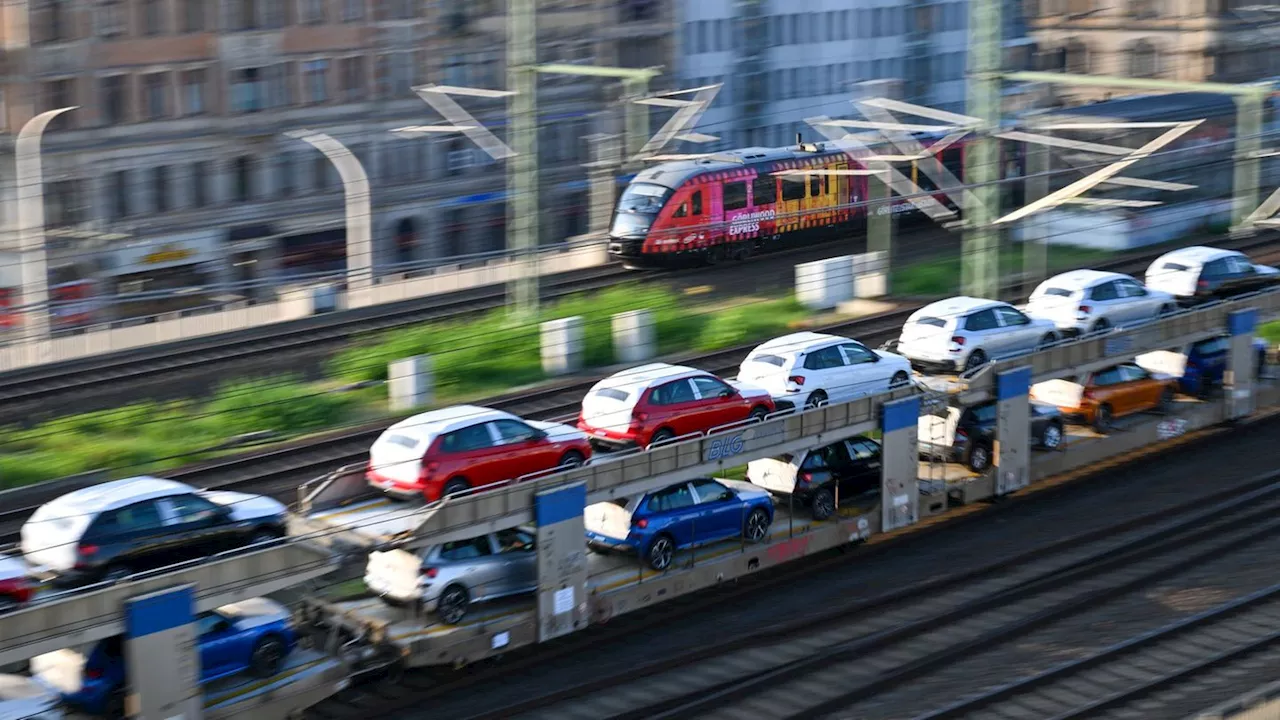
[1260,320,1280,345]
[891,245,1115,297]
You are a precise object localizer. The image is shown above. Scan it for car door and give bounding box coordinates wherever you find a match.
[643,482,700,548]
[489,419,559,482]
[799,344,848,400]
[838,342,885,397]
[196,612,240,682]
[438,535,504,600]
[492,527,538,595]
[1199,258,1230,295]
[993,306,1038,355]
[437,421,506,489]
[690,375,746,431]
[962,308,1005,358]
[1225,254,1260,293]
[842,439,883,496]
[650,378,705,437]
[102,500,171,573]
[1119,364,1165,410]
[689,478,742,541]
[1087,367,1130,415]
[159,493,234,556]
[1114,278,1157,322]
[1086,280,1123,324]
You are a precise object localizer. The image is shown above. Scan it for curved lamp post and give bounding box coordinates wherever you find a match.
[16,105,77,343]
[285,129,373,299]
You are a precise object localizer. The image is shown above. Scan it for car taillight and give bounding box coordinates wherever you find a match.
[954,429,968,445]
[418,462,439,484]
[788,375,806,387]
[633,517,648,529]
[85,668,103,680]
[799,471,813,484]
[630,410,648,429]
[951,336,965,346]
[1083,388,1096,399]
[419,567,438,579]
[1078,305,1092,314]
[78,544,98,556]
[1197,279,1209,289]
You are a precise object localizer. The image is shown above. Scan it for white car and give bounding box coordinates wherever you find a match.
[737,332,913,410]
[1026,269,1177,336]
[20,477,287,586]
[1145,245,1280,301]
[896,297,1060,374]
[0,675,61,720]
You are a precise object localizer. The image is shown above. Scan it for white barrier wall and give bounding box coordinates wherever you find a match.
[541,316,584,377]
[388,355,433,411]
[1012,199,1233,252]
[796,256,855,310]
[0,241,609,373]
[612,309,655,364]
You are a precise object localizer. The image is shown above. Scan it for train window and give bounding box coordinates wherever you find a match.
[916,164,938,192]
[724,181,748,211]
[691,190,703,216]
[673,202,688,218]
[782,177,805,202]
[752,176,776,204]
[809,175,820,197]
[942,148,963,178]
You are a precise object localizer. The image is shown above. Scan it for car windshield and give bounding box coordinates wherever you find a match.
[748,354,787,367]
[593,388,630,402]
[1162,262,1191,272]
[912,316,947,328]
[1041,288,1072,297]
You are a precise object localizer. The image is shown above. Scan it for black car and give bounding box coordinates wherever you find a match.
[746,437,883,520]
[918,400,1065,473]
[20,477,289,586]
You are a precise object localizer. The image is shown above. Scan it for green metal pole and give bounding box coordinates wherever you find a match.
[867,168,894,280]
[508,0,538,318]
[624,77,650,165]
[1022,141,1049,298]
[1233,92,1264,232]
[962,0,1002,299]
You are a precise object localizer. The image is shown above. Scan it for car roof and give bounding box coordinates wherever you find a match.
[595,363,704,391]
[752,332,848,355]
[36,476,193,519]
[1155,245,1240,268]
[1041,269,1130,290]
[382,405,514,443]
[914,296,1004,318]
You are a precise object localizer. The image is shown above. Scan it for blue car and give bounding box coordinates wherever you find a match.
[584,477,774,570]
[1137,335,1268,397]
[32,598,295,717]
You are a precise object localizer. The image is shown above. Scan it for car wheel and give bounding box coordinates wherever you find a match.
[1093,404,1113,433]
[646,535,675,571]
[890,371,911,388]
[441,478,470,498]
[1091,319,1110,334]
[249,635,288,678]
[1039,422,1064,450]
[648,428,676,448]
[744,508,771,542]
[436,585,470,625]
[1038,333,1058,349]
[963,350,988,373]
[748,405,770,422]
[0,596,17,614]
[558,450,585,469]
[1159,387,1175,414]
[804,390,828,409]
[967,444,992,473]
[810,489,836,521]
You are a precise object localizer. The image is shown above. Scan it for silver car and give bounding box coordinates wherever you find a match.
[1026,270,1176,336]
[365,527,536,625]
[896,296,1060,374]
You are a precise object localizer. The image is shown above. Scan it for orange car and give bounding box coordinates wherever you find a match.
[1030,363,1178,432]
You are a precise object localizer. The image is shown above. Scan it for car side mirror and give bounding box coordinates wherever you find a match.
[719,389,736,398]
[720,492,734,502]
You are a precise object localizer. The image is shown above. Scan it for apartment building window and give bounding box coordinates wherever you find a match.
[142,0,164,34]
[234,157,254,202]
[375,55,391,98]
[264,0,287,27]
[191,161,210,207]
[303,60,329,104]
[99,75,126,124]
[43,79,75,130]
[152,166,169,213]
[620,0,657,22]
[183,0,204,31]
[302,0,325,24]
[1129,40,1159,77]
[343,0,364,21]
[181,69,206,114]
[32,1,68,44]
[143,73,168,120]
[340,57,365,101]
[98,0,125,37]
[110,170,130,219]
[1065,38,1088,73]
[46,180,81,228]
[232,68,265,112]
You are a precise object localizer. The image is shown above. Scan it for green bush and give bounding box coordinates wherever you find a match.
[0,452,83,489]
[203,377,356,436]
[694,297,807,352]
[1260,320,1280,345]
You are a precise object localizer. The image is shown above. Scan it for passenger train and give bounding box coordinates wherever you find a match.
[608,91,1276,270]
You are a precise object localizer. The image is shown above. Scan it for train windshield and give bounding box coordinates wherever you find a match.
[611,183,671,237]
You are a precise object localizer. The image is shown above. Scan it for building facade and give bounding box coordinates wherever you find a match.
[1025,0,1280,104]
[0,0,674,322]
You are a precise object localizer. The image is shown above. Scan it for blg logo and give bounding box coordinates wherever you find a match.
[707,434,745,461]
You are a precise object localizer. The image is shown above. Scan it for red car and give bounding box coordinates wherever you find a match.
[0,555,34,612]
[367,405,593,502]
[578,363,776,449]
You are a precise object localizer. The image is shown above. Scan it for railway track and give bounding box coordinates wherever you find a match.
[307,417,1280,720]
[0,230,956,423]
[0,231,1275,543]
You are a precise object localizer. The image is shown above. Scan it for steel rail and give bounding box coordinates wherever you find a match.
[1,232,1275,541]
